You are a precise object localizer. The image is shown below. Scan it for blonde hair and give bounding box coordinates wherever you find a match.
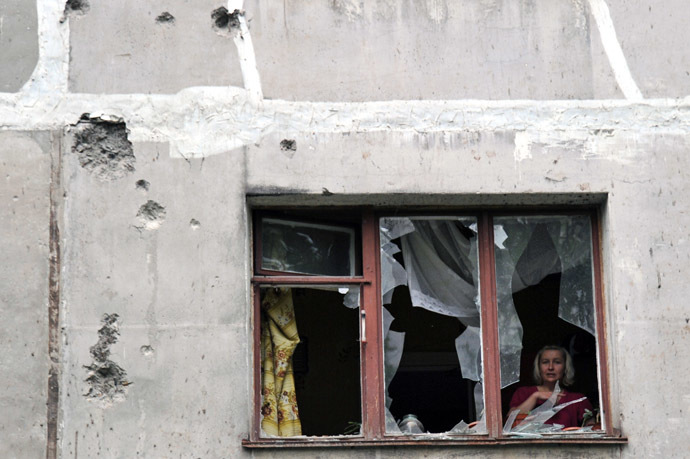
[532,345,575,387]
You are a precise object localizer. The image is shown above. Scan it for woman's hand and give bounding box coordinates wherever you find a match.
[513,388,564,414]
[534,390,560,401]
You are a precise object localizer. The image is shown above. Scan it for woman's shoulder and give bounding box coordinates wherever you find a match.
[514,386,538,396]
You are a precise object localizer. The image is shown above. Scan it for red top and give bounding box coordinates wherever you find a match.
[509,386,593,428]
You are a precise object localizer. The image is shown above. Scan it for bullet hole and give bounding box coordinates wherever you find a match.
[212,7,242,35]
[280,139,297,151]
[190,219,201,230]
[136,200,166,230]
[135,179,150,191]
[227,9,243,29]
[84,314,131,407]
[140,345,154,357]
[61,0,89,22]
[71,114,135,181]
[155,12,175,24]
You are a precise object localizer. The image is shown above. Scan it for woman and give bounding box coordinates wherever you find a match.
[509,345,593,428]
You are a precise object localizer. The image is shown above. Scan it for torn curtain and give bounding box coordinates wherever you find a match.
[260,287,302,436]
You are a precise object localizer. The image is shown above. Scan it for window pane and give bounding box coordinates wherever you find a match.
[380,217,485,434]
[495,215,600,433]
[259,287,361,437]
[260,218,355,276]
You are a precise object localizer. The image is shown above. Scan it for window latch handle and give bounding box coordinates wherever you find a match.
[361,310,367,344]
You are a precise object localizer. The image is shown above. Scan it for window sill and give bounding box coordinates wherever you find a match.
[242,432,627,448]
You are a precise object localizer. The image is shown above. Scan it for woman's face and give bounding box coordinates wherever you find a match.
[539,350,565,385]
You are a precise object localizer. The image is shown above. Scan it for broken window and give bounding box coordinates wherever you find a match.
[248,209,614,444]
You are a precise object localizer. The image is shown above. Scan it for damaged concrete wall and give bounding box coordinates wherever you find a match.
[57,136,248,457]
[1,0,690,458]
[68,0,243,93]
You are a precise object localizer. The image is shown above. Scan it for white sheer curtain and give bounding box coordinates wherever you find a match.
[379,217,483,429]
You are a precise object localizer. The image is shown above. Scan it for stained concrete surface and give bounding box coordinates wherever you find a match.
[0,0,39,92]
[68,0,243,94]
[0,131,53,457]
[247,0,619,101]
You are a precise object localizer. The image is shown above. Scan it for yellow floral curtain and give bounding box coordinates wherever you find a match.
[260,287,302,436]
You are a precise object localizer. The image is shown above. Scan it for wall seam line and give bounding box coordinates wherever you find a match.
[46,130,62,459]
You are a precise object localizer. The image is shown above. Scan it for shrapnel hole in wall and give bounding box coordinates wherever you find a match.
[211,7,243,35]
[156,12,176,24]
[61,0,90,22]
[71,114,135,181]
[135,179,150,192]
[280,139,297,151]
[136,200,167,231]
[83,314,131,407]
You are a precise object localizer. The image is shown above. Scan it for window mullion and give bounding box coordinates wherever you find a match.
[591,211,614,436]
[360,210,385,439]
[478,212,503,438]
[251,283,262,442]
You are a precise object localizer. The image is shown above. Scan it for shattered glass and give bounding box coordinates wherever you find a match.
[504,382,590,435]
[545,217,596,335]
[340,287,360,309]
[493,235,524,388]
[495,215,597,387]
[382,307,405,411]
[380,217,484,435]
[454,326,481,382]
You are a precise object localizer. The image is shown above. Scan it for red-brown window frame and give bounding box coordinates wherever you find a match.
[245,207,623,447]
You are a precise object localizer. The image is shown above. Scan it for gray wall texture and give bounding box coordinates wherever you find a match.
[1,0,690,458]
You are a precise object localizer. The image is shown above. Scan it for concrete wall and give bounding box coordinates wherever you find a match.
[0,0,39,92]
[1,1,690,458]
[0,131,53,457]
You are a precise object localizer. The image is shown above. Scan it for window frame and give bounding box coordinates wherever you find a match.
[245,207,623,447]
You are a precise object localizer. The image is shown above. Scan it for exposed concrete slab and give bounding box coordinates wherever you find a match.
[0,131,52,457]
[68,1,243,94]
[0,0,39,92]
[59,138,249,457]
[609,0,690,98]
[248,0,609,101]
